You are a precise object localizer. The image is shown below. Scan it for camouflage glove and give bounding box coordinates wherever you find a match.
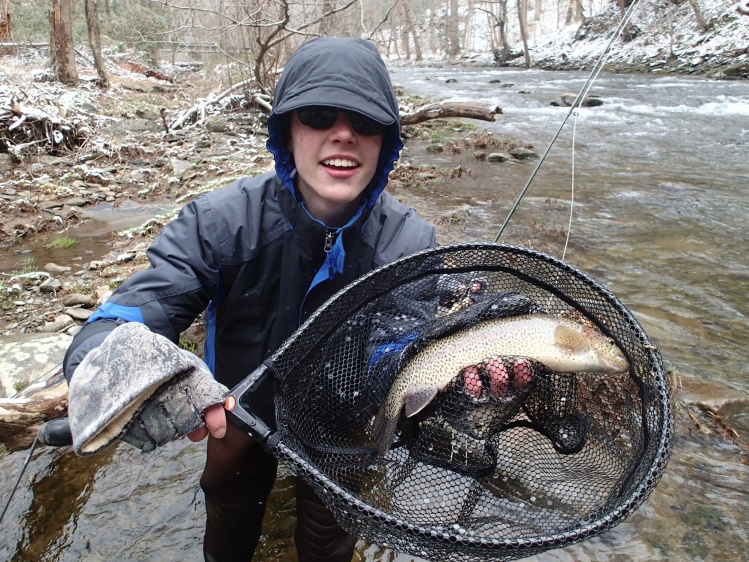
[67,322,228,455]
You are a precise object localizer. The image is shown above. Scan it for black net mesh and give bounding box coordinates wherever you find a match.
[259,244,673,561]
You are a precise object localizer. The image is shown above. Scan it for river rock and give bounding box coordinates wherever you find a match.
[44,262,72,273]
[65,307,93,321]
[64,293,98,308]
[39,278,63,292]
[0,333,70,451]
[97,289,113,305]
[64,197,90,207]
[170,159,193,179]
[487,152,512,163]
[551,92,604,107]
[0,333,72,399]
[679,377,749,413]
[39,314,75,333]
[510,147,539,160]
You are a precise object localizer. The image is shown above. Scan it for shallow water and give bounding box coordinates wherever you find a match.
[0,200,177,274]
[1,68,748,561]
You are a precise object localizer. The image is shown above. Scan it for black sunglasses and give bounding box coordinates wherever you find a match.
[296,107,388,136]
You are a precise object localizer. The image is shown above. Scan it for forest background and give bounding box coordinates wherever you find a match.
[1,0,747,94]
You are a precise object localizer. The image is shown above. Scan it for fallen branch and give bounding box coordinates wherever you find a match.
[170,78,272,130]
[401,101,502,126]
[1,93,92,161]
[0,368,68,452]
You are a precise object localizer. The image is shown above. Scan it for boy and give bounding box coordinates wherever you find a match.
[64,37,436,561]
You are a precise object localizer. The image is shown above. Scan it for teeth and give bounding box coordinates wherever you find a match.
[323,158,358,168]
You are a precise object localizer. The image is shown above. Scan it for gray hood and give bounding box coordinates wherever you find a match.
[266,37,403,214]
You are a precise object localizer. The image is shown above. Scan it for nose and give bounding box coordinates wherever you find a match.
[329,112,357,141]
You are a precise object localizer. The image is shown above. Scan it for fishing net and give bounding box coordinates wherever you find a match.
[228,243,673,561]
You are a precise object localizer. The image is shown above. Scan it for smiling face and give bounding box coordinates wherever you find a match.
[287,110,384,227]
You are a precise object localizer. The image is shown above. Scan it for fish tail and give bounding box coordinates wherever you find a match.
[372,405,398,456]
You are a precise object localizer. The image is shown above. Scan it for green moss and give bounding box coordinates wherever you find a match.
[48,237,76,249]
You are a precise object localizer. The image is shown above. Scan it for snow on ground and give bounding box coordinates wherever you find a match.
[387,0,748,77]
[515,0,749,75]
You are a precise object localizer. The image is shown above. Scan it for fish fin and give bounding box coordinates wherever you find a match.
[373,403,399,456]
[404,386,439,418]
[554,324,591,354]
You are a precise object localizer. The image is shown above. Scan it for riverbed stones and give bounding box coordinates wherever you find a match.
[63,293,97,308]
[551,93,604,107]
[39,278,62,293]
[487,152,512,163]
[64,197,90,207]
[509,147,539,160]
[44,262,72,274]
[0,332,72,398]
[65,306,93,321]
[169,158,193,179]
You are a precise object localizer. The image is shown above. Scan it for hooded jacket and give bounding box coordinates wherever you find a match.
[64,37,436,390]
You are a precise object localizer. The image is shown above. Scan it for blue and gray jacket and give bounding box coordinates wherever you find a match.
[64,37,436,390]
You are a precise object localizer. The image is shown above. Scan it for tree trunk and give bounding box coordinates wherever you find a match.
[85,0,108,89]
[49,0,78,85]
[402,2,422,62]
[0,0,11,44]
[686,0,709,32]
[429,0,436,54]
[449,0,460,58]
[576,0,587,24]
[498,0,510,64]
[517,0,531,69]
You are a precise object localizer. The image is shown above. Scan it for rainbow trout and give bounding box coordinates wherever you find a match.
[372,314,629,456]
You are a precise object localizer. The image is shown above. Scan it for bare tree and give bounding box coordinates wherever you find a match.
[565,0,585,24]
[686,0,709,32]
[448,0,461,57]
[0,0,11,44]
[516,0,531,68]
[429,0,437,53]
[50,0,79,85]
[85,0,109,89]
[402,2,423,61]
[477,1,511,64]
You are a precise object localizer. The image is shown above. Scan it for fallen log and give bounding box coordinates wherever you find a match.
[0,368,68,452]
[401,101,502,126]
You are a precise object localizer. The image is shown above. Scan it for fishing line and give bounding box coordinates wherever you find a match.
[560,110,579,263]
[0,436,39,525]
[493,0,645,244]
[0,363,66,526]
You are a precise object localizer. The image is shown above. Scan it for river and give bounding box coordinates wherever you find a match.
[1,68,747,561]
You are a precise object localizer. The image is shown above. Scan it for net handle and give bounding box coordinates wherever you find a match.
[225,364,275,444]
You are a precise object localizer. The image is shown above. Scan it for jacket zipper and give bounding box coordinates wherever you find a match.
[299,229,337,325]
[324,229,336,277]
[324,230,335,253]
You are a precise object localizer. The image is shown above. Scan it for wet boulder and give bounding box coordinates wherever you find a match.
[551,93,604,107]
[509,147,539,160]
[0,333,71,451]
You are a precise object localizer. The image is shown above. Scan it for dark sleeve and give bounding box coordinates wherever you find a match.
[63,195,222,381]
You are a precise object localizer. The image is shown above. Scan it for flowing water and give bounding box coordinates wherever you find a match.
[1,68,748,561]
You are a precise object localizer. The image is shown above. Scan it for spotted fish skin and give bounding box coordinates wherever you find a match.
[372,314,629,456]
